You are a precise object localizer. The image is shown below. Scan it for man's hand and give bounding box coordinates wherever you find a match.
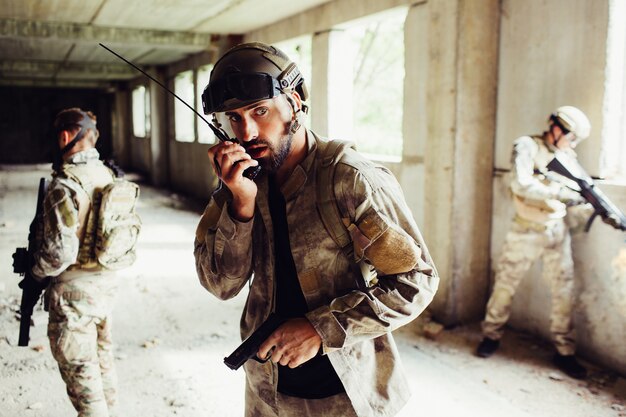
[257,318,322,369]
[557,187,585,206]
[208,141,259,221]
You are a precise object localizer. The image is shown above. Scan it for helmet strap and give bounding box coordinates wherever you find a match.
[58,112,97,155]
[284,92,302,134]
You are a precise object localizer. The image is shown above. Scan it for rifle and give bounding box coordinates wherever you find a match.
[547,153,626,232]
[223,313,287,370]
[12,178,50,346]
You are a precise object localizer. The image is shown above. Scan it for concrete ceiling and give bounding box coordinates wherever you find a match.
[0,0,332,87]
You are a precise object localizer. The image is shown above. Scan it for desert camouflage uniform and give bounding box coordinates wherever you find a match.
[482,135,590,355]
[195,131,439,417]
[32,149,120,417]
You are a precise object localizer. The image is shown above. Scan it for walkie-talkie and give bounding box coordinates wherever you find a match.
[100,43,261,180]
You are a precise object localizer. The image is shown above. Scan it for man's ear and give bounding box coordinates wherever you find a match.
[290,90,302,111]
[58,130,71,147]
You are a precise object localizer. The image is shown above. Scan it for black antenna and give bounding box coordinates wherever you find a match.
[99,43,228,142]
[100,43,261,180]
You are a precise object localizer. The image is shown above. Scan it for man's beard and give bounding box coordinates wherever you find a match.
[247,122,294,172]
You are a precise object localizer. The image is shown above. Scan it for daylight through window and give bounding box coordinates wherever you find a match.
[174,70,195,142]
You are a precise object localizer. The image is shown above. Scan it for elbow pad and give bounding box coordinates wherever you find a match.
[349,207,420,275]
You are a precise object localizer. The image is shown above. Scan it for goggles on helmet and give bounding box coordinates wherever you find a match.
[202,72,282,115]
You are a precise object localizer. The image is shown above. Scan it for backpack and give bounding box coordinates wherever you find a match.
[314,135,377,289]
[95,179,141,270]
[63,162,141,270]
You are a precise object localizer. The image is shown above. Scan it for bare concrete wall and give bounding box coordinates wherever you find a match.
[168,142,218,201]
[149,69,168,187]
[129,133,151,175]
[493,0,626,373]
[495,0,608,173]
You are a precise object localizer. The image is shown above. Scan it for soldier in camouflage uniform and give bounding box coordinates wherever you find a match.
[32,108,120,417]
[194,43,439,417]
[477,106,594,379]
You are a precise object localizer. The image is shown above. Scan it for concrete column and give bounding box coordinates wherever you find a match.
[424,0,500,325]
[112,90,130,167]
[149,68,168,186]
[310,29,354,139]
[400,3,429,227]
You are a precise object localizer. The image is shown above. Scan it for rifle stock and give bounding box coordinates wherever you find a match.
[547,154,626,232]
[12,178,50,346]
[223,313,286,370]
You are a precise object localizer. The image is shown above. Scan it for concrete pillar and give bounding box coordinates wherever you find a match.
[424,0,500,325]
[149,68,168,186]
[400,3,429,228]
[112,89,130,167]
[310,29,354,139]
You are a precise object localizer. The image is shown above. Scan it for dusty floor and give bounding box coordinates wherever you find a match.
[0,164,624,417]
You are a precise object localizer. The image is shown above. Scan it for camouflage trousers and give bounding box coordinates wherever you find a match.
[47,270,119,417]
[244,378,358,417]
[482,219,576,355]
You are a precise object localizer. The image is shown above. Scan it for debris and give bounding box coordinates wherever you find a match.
[168,398,185,407]
[142,337,161,348]
[27,402,43,410]
[611,404,625,412]
[548,372,564,381]
[423,322,444,340]
[31,345,45,353]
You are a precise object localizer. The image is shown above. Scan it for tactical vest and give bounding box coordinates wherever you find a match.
[511,135,568,223]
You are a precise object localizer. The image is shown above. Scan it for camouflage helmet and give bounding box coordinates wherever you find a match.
[550,106,591,146]
[201,42,308,114]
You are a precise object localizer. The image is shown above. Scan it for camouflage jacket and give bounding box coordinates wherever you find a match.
[510,135,583,224]
[194,131,439,417]
[32,148,113,279]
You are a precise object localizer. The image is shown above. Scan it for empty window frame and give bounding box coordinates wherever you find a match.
[346,9,407,161]
[601,0,626,182]
[174,70,195,142]
[132,85,150,138]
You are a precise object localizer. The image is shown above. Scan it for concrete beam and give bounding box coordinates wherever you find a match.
[0,78,115,89]
[247,0,426,44]
[0,59,137,79]
[0,18,217,51]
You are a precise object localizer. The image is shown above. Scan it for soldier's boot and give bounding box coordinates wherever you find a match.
[476,337,500,358]
[553,353,587,379]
